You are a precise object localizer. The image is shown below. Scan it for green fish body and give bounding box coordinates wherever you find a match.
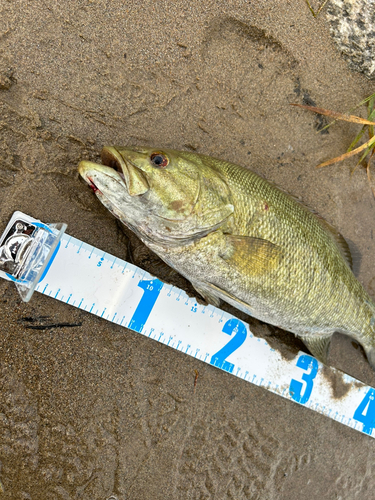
[78,147,375,369]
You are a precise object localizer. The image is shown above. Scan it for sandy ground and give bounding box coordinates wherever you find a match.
[1,1,375,498]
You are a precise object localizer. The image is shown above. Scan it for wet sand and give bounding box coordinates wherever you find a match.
[1,1,375,498]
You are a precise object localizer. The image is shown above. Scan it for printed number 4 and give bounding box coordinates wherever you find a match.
[353,388,375,436]
[210,318,247,374]
[289,354,318,404]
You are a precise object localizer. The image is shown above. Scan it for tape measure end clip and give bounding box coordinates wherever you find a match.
[0,212,67,302]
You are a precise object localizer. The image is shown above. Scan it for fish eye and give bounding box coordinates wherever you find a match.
[150,152,169,168]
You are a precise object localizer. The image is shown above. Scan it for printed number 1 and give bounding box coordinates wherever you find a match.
[210,318,247,373]
[289,354,318,404]
[128,279,163,332]
[353,388,375,436]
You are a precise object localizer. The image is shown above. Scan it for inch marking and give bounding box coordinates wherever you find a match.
[353,388,375,435]
[289,354,318,404]
[210,318,247,374]
[128,278,163,332]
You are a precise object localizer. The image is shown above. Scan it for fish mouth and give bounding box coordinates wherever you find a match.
[101,146,149,196]
[78,147,149,197]
[100,147,127,183]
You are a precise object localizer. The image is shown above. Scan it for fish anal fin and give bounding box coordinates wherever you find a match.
[300,335,332,365]
[192,282,221,307]
[222,235,282,276]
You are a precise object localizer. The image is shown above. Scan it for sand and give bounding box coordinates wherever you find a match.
[1,1,375,498]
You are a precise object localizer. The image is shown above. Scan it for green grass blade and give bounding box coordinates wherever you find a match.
[347,127,366,152]
[357,143,375,165]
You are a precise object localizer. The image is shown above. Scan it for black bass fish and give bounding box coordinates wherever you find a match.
[78,147,375,369]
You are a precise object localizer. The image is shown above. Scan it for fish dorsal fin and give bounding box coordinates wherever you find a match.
[221,235,283,276]
[283,190,353,271]
[315,217,353,270]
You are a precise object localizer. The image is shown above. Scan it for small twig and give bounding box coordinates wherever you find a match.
[25,322,82,330]
[193,370,199,393]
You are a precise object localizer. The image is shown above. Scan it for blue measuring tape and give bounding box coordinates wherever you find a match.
[1,211,375,438]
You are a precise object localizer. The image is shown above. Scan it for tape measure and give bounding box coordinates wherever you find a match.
[1,211,375,438]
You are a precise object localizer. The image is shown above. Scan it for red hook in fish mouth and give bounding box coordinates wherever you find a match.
[87,176,100,193]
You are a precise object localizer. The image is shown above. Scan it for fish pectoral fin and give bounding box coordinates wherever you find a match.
[221,235,283,275]
[300,335,332,365]
[192,282,221,307]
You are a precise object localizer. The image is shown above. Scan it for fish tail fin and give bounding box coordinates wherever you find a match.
[362,311,375,370]
[364,344,375,371]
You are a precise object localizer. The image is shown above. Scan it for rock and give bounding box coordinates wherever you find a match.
[326,0,375,79]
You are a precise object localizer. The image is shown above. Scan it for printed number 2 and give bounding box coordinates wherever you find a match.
[289,354,318,404]
[128,279,163,333]
[353,388,375,435]
[210,318,247,374]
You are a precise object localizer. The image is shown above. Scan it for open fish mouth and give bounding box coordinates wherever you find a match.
[101,146,127,183]
[78,146,149,196]
[101,146,149,196]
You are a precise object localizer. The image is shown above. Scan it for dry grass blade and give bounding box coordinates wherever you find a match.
[292,93,375,198]
[291,103,375,126]
[366,149,375,198]
[304,0,329,17]
[317,135,375,168]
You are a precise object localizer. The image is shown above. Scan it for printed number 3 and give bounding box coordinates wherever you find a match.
[289,354,318,404]
[210,318,247,374]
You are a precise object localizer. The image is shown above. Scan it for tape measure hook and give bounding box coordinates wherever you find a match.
[0,212,67,302]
